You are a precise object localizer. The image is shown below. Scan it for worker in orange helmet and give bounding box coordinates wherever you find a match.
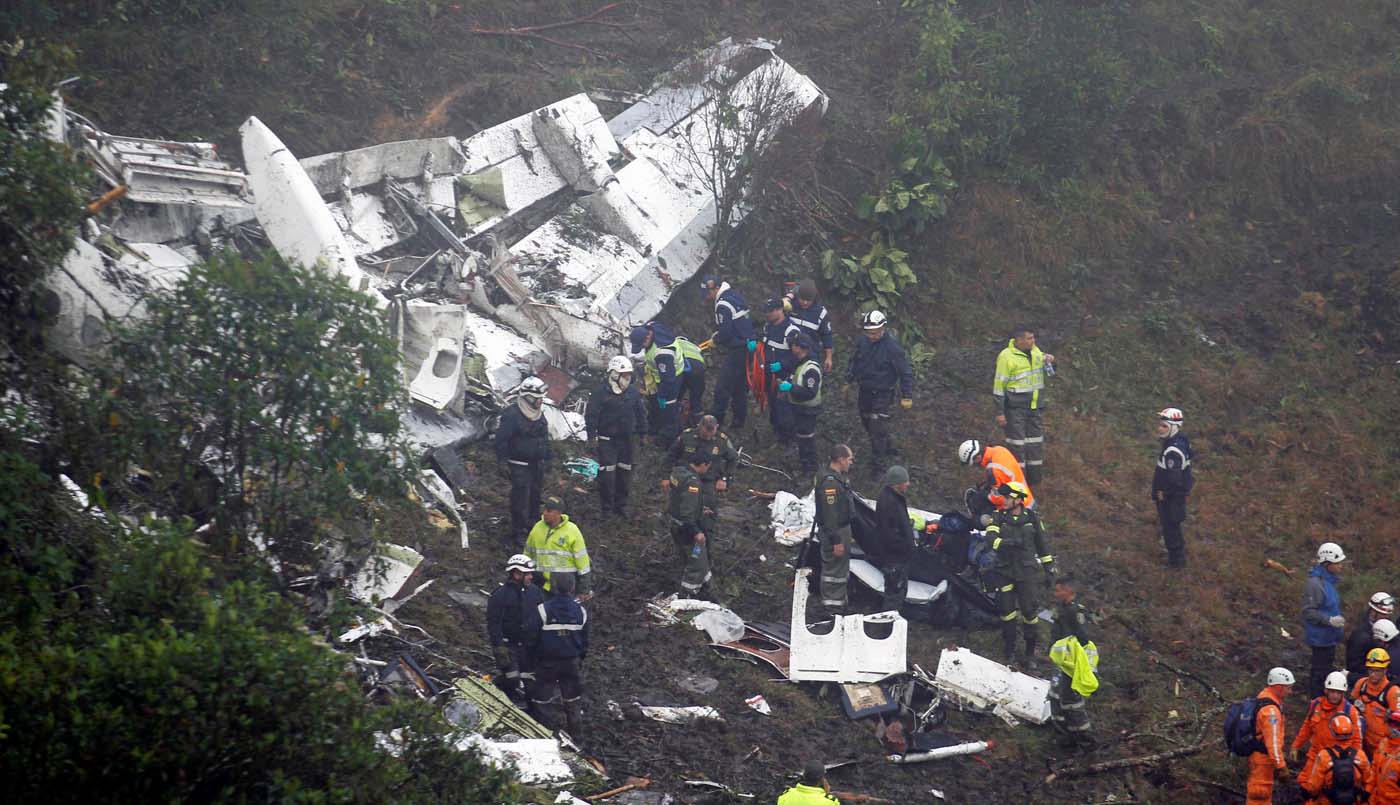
[1300,714,1370,804]
[957,438,1035,526]
[1293,671,1364,784]
[1353,648,1400,759]
[1369,710,1400,804]
[1247,667,1294,804]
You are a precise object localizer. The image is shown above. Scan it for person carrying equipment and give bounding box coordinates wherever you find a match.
[762,298,802,446]
[787,279,835,373]
[992,325,1056,484]
[631,321,706,448]
[777,760,839,804]
[485,554,547,705]
[1352,648,1400,759]
[585,356,648,516]
[525,572,588,739]
[523,496,593,600]
[1243,667,1294,804]
[846,310,914,478]
[1152,406,1194,568]
[1348,592,1396,686]
[984,481,1055,668]
[1047,576,1097,749]
[701,275,756,429]
[814,444,856,613]
[668,452,715,596]
[495,375,552,542]
[958,438,1035,526]
[783,334,824,477]
[1293,671,1364,785]
[1304,542,1349,697]
[1299,714,1370,805]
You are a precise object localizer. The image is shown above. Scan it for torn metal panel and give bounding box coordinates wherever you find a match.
[458,735,574,784]
[73,124,250,208]
[933,647,1051,725]
[349,543,425,604]
[848,558,948,605]
[409,338,465,411]
[789,568,907,683]
[888,740,991,764]
[840,682,900,720]
[451,676,553,738]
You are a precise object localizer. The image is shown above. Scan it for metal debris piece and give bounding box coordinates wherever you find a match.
[840,682,899,720]
[933,647,1051,725]
[349,543,426,605]
[710,623,792,678]
[377,653,442,698]
[692,608,745,642]
[744,694,771,715]
[608,700,725,724]
[887,739,992,764]
[451,676,553,738]
[677,675,719,696]
[338,616,397,643]
[457,734,573,784]
[789,568,907,683]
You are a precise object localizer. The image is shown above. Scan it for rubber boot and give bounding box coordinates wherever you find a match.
[563,697,583,741]
[1001,624,1020,665]
[1022,635,1041,674]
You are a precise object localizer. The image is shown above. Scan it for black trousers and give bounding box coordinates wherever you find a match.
[596,436,634,513]
[680,365,707,423]
[1309,644,1337,699]
[508,460,544,542]
[880,561,908,613]
[793,407,819,474]
[770,394,795,443]
[1156,495,1187,566]
[858,387,894,470]
[712,348,749,428]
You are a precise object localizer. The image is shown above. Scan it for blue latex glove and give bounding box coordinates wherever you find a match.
[778,381,793,392]
[746,339,757,352]
[768,361,782,372]
[658,398,668,409]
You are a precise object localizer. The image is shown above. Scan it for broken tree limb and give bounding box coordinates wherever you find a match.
[587,777,650,801]
[470,2,630,58]
[1045,742,1207,782]
[1264,558,1296,577]
[1146,651,1226,702]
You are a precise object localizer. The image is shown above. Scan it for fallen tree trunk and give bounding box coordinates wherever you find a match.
[1044,742,1208,782]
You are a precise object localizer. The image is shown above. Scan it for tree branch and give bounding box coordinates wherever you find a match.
[1044,742,1208,782]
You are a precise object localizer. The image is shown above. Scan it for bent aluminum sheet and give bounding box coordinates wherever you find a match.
[789,568,907,683]
[848,558,948,605]
[457,735,573,784]
[933,646,1051,724]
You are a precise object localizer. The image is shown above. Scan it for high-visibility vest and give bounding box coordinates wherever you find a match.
[789,359,823,408]
[993,340,1047,408]
[983,445,1035,509]
[1049,635,1101,697]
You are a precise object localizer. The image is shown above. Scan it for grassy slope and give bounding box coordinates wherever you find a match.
[12,0,1400,801]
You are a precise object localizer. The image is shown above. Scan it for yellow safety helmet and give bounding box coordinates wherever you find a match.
[1367,647,1392,669]
[1003,481,1030,500]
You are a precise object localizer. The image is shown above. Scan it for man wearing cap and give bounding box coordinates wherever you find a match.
[495,376,552,542]
[665,415,737,541]
[667,451,715,596]
[524,496,594,601]
[846,310,913,477]
[702,275,756,429]
[486,554,547,705]
[787,279,835,373]
[873,465,916,613]
[762,298,803,446]
[585,356,648,517]
[630,321,706,448]
[781,333,824,477]
[1303,542,1349,697]
[777,760,839,804]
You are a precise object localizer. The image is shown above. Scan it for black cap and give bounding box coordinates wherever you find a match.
[690,451,713,466]
[764,297,785,312]
[801,760,825,785]
[793,333,815,353]
[543,495,564,511]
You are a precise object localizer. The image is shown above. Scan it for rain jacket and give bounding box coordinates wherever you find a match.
[872,483,915,565]
[711,284,754,350]
[486,580,547,648]
[1304,564,1345,647]
[1254,686,1289,768]
[1353,675,1400,756]
[585,379,646,440]
[993,338,1048,413]
[1302,745,1370,803]
[644,323,704,406]
[777,783,839,804]
[981,444,1035,510]
[495,403,551,464]
[524,515,592,595]
[846,332,914,397]
[527,594,588,662]
[1152,432,1194,496]
[1371,741,1400,805]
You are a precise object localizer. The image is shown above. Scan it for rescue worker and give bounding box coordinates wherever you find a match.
[1293,671,1364,786]
[1352,648,1400,760]
[871,465,915,613]
[524,496,593,600]
[701,275,756,429]
[526,572,588,739]
[1301,714,1370,805]
[495,375,551,542]
[992,325,1056,485]
[814,444,856,613]
[631,321,706,448]
[1047,576,1096,749]
[1304,542,1349,697]
[957,438,1036,527]
[777,760,839,804]
[1370,710,1400,803]
[783,334,824,477]
[1348,592,1396,686]
[668,452,715,596]
[1152,406,1194,568]
[985,481,1056,667]
[762,298,802,445]
[845,310,914,477]
[1375,620,1400,682]
[584,356,647,516]
[787,279,835,373]
[485,554,547,705]
[1245,667,1294,805]
[664,415,738,543]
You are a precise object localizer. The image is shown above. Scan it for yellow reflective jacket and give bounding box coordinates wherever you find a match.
[777,783,839,804]
[1049,635,1101,697]
[993,339,1047,411]
[524,515,592,594]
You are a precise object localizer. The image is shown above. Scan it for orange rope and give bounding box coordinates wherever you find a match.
[747,343,769,412]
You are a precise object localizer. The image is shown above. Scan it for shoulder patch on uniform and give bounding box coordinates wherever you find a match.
[826,493,837,505]
[687,485,700,493]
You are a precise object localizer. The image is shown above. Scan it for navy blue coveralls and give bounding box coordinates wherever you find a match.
[845,333,914,472]
[495,403,551,542]
[585,378,647,514]
[764,316,802,443]
[711,285,755,428]
[1152,431,1193,567]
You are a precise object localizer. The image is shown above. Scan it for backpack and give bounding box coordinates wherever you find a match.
[1224,697,1275,756]
[1325,746,1359,805]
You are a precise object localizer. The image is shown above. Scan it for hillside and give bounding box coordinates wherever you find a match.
[5,1,1400,802]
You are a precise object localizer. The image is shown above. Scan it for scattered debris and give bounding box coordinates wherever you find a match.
[840,683,900,720]
[790,568,907,683]
[349,543,426,605]
[933,647,1051,725]
[1264,558,1296,577]
[607,701,726,725]
[458,734,574,784]
[338,616,397,643]
[710,623,792,678]
[587,776,652,802]
[692,607,746,642]
[564,457,600,480]
[744,694,771,715]
[684,780,754,799]
[451,676,552,738]
[376,653,443,699]
[646,593,723,625]
[887,739,992,764]
[447,589,489,609]
[1045,742,1208,783]
[677,674,719,696]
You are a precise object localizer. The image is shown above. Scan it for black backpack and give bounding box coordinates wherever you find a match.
[1325,746,1359,805]
[1224,697,1275,756]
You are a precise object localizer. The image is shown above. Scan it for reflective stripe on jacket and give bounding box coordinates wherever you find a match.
[993,339,1047,410]
[524,515,592,593]
[983,445,1035,509]
[788,359,823,408]
[777,782,839,804]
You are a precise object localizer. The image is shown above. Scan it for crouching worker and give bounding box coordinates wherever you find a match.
[668,452,715,597]
[778,761,839,804]
[486,554,546,706]
[1047,576,1098,750]
[1299,715,1370,805]
[527,573,588,739]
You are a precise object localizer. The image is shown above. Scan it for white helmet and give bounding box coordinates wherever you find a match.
[1325,670,1350,692]
[1370,592,1396,615]
[1267,667,1296,686]
[1376,620,1400,643]
[505,553,536,573]
[862,310,888,330]
[519,376,548,399]
[607,355,633,375]
[1317,542,1347,564]
[957,439,983,466]
[1157,407,1184,424]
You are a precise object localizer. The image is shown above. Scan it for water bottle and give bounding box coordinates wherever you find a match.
[691,543,703,558]
[1045,361,1056,378]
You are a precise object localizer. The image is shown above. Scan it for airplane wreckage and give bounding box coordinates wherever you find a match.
[45,38,828,463]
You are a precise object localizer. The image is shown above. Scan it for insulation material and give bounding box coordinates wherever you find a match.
[769,489,815,546]
[933,647,1052,725]
[789,568,907,683]
[457,735,574,784]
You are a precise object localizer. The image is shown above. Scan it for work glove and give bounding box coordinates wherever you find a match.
[900,398,913,410]
[746,339,757,352]
[493,645,512,668]
[1329,615,1346,629]
[778,381,793,392]
[1043,563,1058,589]
[768,361,782,372]
[658,398,668,409]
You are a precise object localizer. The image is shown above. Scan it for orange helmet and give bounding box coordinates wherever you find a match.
[1328,713,1356,740]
